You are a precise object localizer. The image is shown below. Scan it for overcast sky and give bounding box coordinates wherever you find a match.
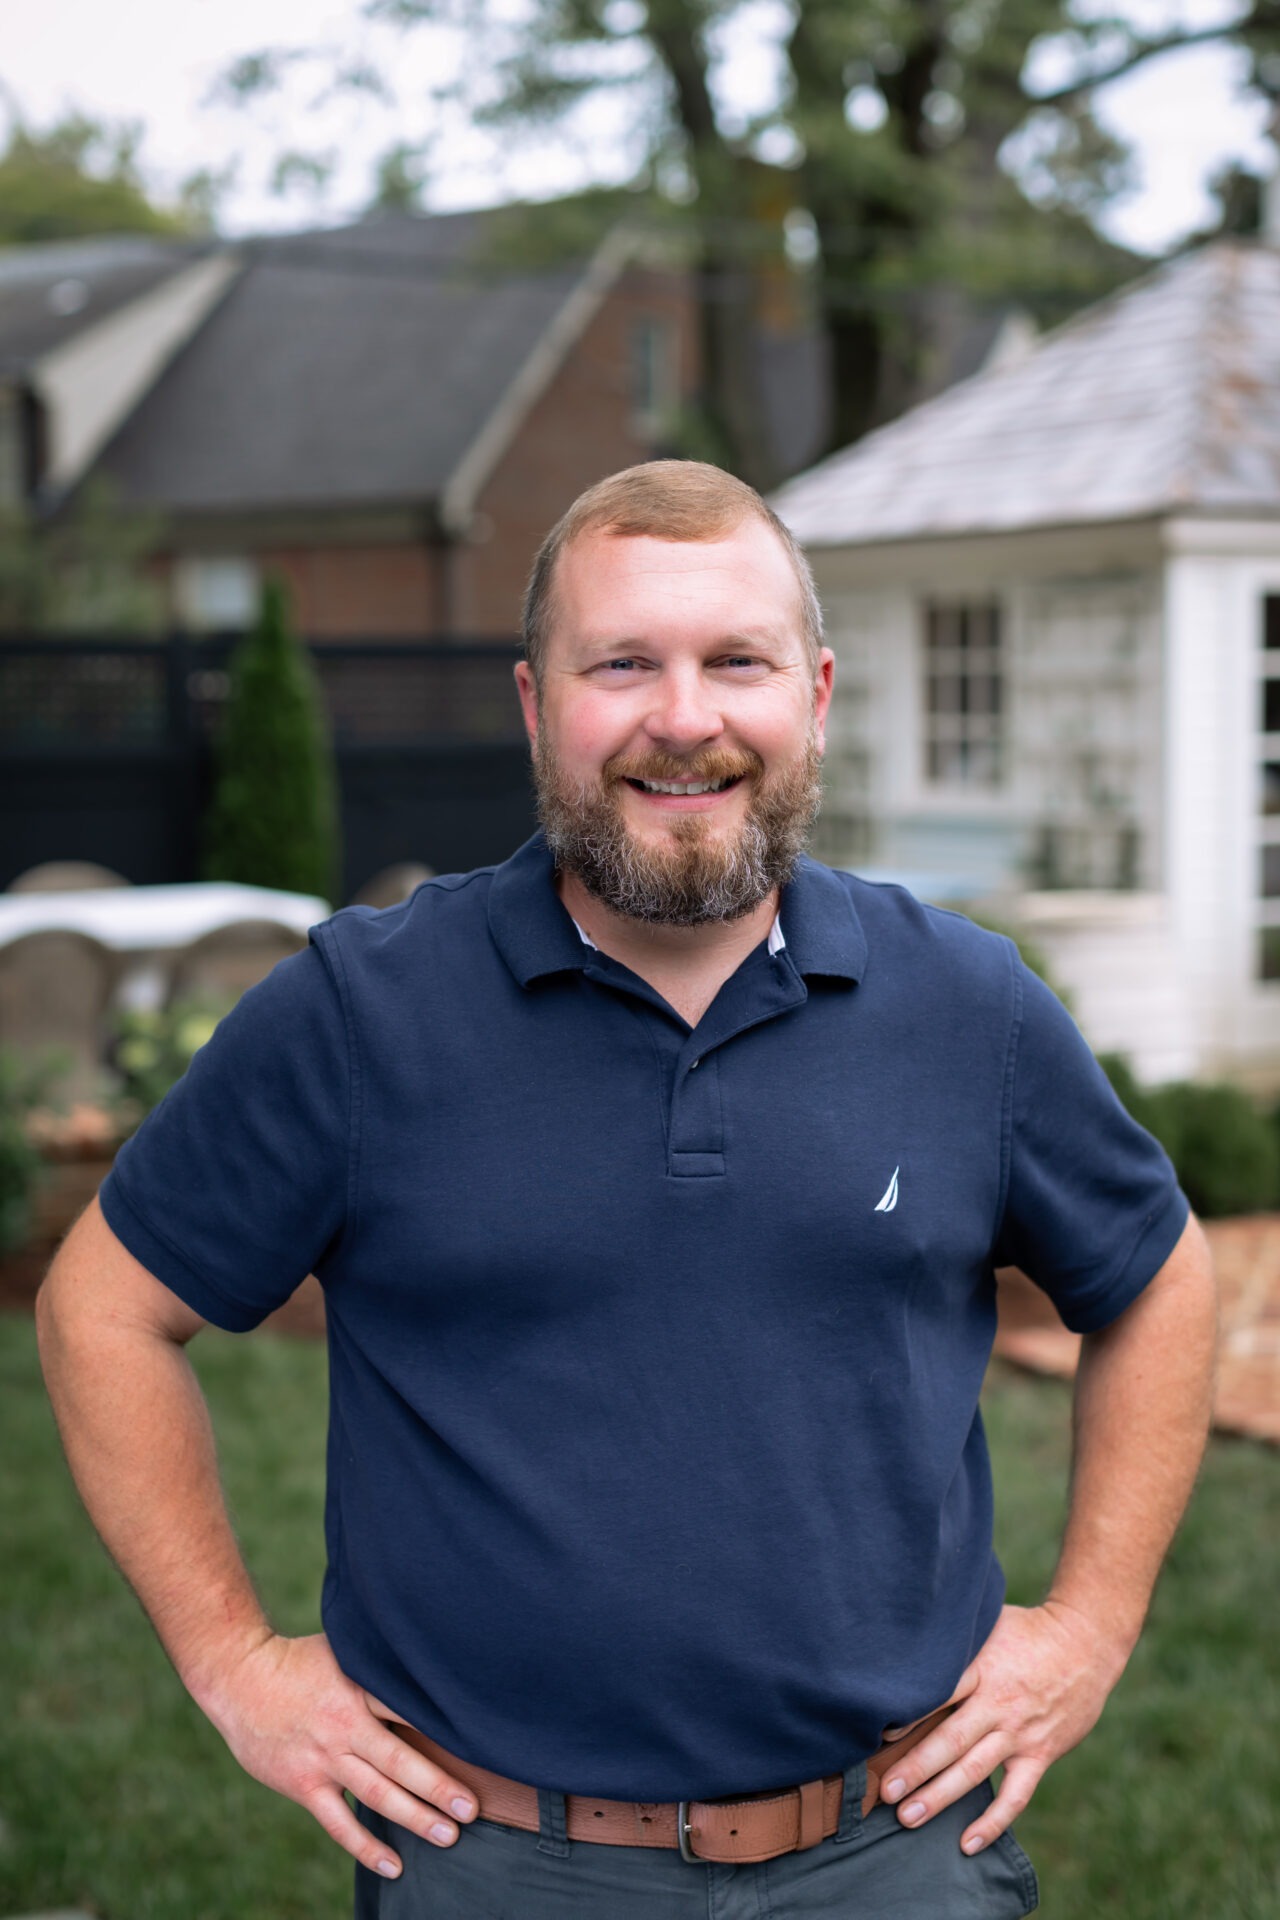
[2,0,1274,253]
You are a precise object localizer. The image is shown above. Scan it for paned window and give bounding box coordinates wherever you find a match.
[1256,595,1280,982]
[173,556,259,633]
[923,601,1003,788]
[630,317,676,435]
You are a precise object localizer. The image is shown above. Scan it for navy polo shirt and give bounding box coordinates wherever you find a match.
[100,834,1187,1801]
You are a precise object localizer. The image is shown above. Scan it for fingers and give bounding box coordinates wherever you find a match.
[887,1727,1010,1830]
[881,1679,971,1742]
[959,1756,1043,1855]
[882,1708,981,1811]
[299,1726,480,1876]
[342,1754,468,1849]
[304,1782,405,1879]
[363,1720,478,1830]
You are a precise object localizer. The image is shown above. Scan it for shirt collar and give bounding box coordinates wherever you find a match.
[488,834,867,988]
[571,914,788,957]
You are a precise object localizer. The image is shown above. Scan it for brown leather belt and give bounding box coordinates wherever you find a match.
[394,1705,953,1867]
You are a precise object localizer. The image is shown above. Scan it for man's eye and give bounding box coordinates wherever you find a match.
[598,658,637,673]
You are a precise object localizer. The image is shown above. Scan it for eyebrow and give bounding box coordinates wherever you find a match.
[574,627,791,656]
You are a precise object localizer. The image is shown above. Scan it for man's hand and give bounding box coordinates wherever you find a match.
[880,1600,1121,1853]
[205,1632,477,1878]
[883,1214,1216,1856]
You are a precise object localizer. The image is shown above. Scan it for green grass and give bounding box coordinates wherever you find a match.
[2,1317,1277,1918]
[0,1315,347,1920]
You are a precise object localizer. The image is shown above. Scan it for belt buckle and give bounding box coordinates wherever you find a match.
[676,1800,701,1865]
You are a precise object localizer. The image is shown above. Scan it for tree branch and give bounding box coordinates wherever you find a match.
[1030,23,1261,109]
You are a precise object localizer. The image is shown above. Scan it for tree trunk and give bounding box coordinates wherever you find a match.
[645,1,777,483]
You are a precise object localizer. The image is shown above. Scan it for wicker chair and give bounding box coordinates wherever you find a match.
[9,861,130,893]
[351,863,435,909]
[0,930,120,1102]
[163,919,308,1008]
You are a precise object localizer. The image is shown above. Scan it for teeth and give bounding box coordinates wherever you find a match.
[638,777,732,795]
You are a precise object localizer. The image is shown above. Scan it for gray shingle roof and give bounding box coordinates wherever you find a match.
[94,211,589,514]
[0,234,208,373]
[772,241,1280,547]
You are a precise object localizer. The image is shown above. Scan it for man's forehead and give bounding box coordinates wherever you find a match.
[552,522,801,621]
[564,518,789,572]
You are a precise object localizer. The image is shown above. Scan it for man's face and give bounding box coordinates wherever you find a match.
[514,521,834,926]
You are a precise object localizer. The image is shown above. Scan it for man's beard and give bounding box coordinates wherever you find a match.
[533,735,823,927]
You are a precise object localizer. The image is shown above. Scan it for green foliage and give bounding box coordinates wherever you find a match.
[271,2,1279,466]
[202,578,340,903]
[214,4,1280,469]
[0,114,191,245]
[1098,1056,1280,1218]
[0,477,166,635]
[0,1050,66,1253]
[366,140,431,213]
[108,1001,230,1128]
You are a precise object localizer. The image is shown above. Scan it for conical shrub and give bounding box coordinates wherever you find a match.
[202,577,340,901]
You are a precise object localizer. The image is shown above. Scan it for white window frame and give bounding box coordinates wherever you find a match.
[629,316,677,438]
[921,599,1006,792]
[1255,590,1280,984]
[173,555,260,633]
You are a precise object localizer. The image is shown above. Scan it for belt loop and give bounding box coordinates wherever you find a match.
[536,1787,570,1858]
[834,1761,867,1845]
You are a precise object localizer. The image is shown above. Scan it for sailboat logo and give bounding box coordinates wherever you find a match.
[874,1166,900,1213]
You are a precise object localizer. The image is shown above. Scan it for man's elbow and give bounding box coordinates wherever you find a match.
[36,1194,205,1367]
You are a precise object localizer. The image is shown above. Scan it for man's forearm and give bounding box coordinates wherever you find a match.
[36,1270,271,1709]
[1047,1210,1218,1664]
[36,1202,480,1879]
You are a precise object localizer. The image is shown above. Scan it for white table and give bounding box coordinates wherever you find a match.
[0,882,333,1007]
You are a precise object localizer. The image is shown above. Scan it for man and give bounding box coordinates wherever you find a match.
[39,461,1215,1917]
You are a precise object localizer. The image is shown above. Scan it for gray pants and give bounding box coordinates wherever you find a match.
[355,1765,1038,1918]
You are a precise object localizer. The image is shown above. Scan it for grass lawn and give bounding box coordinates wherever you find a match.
[2,1312,1277,1919]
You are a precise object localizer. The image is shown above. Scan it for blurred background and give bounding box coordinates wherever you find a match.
[2,4,1279,1917]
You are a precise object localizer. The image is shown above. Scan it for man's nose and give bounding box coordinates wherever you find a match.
[642,666,725,751]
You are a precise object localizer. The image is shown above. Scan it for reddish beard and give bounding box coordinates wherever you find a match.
[534,735,824,926]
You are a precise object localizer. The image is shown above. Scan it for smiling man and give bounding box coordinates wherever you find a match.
[39,461,1215,1920]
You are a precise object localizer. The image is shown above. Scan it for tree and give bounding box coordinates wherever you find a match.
[0,479,166,635]
[218,2,1280,476]
[203,579,342,903]
[0,113,195,245]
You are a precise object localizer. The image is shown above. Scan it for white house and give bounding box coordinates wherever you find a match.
[773,239,1280,1090]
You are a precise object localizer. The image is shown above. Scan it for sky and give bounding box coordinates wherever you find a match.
[1,0,1275,255]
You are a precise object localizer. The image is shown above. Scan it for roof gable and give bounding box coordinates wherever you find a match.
[93,211,605,516]
[773,242,1280,547]
[0,234,210,372]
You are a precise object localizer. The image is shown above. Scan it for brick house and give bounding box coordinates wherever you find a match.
[1,211,707,638]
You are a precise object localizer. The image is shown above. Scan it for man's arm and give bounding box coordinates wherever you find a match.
[880,1210,1217,1853]
[36,1197,478,1880]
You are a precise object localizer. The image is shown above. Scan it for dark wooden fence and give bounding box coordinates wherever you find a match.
[0,635,537,900]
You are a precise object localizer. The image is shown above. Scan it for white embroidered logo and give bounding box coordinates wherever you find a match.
[874,1166,900,1213]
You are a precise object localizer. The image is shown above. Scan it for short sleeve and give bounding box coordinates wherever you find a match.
[99,938,351,1331]
[992,960,1188,1333]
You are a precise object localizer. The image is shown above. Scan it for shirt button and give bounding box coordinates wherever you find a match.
[690,1058,700,1070]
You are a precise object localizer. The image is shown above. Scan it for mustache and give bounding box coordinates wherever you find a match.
[602,747,764,787]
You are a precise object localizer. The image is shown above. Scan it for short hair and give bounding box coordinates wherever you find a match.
[521,460,824,684]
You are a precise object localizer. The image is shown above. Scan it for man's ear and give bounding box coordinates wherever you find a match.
[514,660,539,749]
[813,648,835,754]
